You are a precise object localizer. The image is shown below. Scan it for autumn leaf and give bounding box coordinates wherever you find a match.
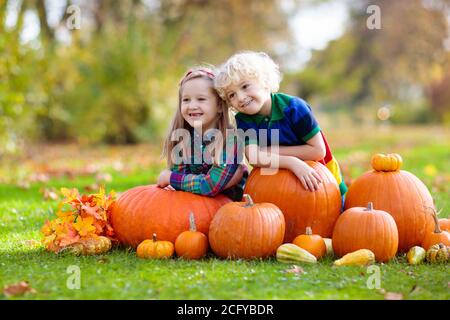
[58,223,81,247]
[3,281,37,298]
[73,216,96,237]
[60,187,80,203]
[384,292,403,300]
[284,265,305,274]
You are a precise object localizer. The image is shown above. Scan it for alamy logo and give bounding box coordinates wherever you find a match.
[366,5,381,30]
[66,5,81,30]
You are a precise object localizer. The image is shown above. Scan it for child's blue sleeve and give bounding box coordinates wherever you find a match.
[287,98,321,142]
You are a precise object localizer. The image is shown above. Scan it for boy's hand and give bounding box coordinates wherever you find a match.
[288,158,322,192]
[157,169,172,188]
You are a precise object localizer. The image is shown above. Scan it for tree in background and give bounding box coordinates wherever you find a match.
[0,0,296,152]
[290,0,450,123]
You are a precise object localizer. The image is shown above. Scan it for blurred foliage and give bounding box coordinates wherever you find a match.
[1,0,450,156]
[288,0,450,124]
[0,0,296,154]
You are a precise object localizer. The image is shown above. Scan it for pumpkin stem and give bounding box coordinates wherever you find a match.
[365,202,374,211]
[243,194,254,207]
[189,212,197,232]
[152,233,157,242]
[424,205,441,234]
[305,227,312,235]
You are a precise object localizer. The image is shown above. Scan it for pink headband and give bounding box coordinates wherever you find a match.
[180,68,215,86]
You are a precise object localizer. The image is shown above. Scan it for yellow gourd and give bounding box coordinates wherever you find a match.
[406,246,426,265]
[67,236,112,255]
[276,243,317,264]
[333,249,375,266]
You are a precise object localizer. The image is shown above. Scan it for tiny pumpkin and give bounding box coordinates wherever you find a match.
[426,243,449,263]
[175,212,209,260]
[293,227,326,259]
[136,233,174,259]
[421,206,450,250]
[371,153,403,172]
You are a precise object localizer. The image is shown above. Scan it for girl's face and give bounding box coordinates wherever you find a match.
[180,77,221,131]
[224,78,272,116]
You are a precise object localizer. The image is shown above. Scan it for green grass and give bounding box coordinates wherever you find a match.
[0,125,449,300]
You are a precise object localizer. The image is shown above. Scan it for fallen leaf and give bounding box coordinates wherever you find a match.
[96,172,112,182]
[284,265,305,274]
[41,188,59,201]
[3,281,37,297]
[384,292,403,300]
[17,180,30,190]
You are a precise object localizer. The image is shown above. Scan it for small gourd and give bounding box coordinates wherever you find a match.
[137,233,174,259]
[276,243,317,264]
[426,243,449,264]
[333,249,375,266]
[67,236,112,255]
[406,246,426,265]
[323,238,334,256]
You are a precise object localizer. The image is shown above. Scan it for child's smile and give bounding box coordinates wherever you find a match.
[180,77,220,131]
[226,79,271,116]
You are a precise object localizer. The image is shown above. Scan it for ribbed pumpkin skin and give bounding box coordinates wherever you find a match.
[244,161,341,242]
[332,204,399,262]
[208,197,285,259]
[111,185,231,247]
[439,219,450,232]
[344,170,434,252]
[175,231,209,259]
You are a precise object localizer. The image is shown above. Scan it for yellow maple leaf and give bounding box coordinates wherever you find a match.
[73,216,96,237]
[60,187,80,203]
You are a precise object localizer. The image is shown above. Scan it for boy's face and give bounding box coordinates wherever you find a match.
[224,78,272,116]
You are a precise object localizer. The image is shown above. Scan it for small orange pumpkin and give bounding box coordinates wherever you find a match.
[371,153,403,172]
[422,207,450,250]
[293,227,326,259]
[175,212,209,260]
[136,233,174,259]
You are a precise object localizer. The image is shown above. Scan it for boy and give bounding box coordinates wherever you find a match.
[214,51,347,196]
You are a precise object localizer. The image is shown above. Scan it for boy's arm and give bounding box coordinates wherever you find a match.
[262,132,326,161]
[245,144,322,191]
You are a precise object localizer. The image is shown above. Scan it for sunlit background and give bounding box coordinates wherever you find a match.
[1,0,450,154]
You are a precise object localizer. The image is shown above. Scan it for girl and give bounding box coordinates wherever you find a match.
[157,66,247,201]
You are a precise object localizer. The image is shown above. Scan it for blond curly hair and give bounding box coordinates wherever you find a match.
[214,51,282,101]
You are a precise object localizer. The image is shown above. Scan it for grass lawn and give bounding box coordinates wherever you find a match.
[0,125,449,300]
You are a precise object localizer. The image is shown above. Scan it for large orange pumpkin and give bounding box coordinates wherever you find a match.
[344,154,434,252]
[111,185,231,247]
[208,194,285,259]
[332,202,399,262]
[244,161,341,242]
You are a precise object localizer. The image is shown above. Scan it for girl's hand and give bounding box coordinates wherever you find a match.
[288,159,322,192]
[157,169,172,188]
